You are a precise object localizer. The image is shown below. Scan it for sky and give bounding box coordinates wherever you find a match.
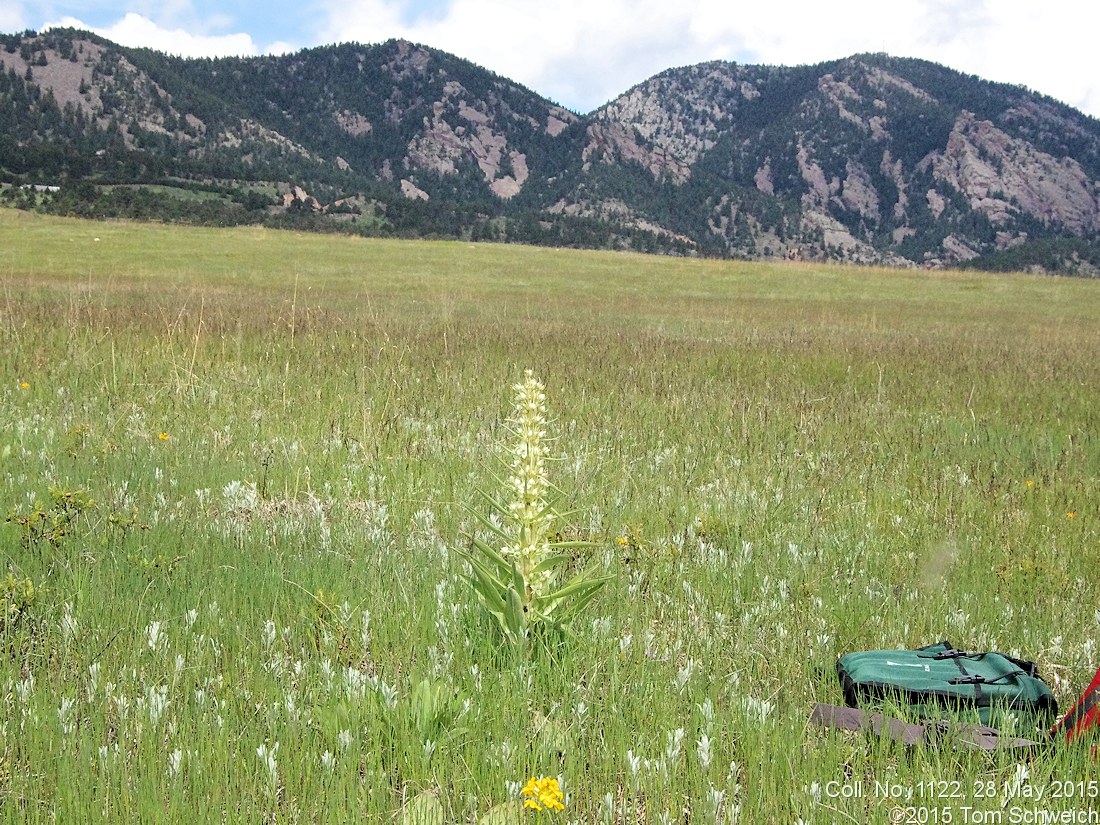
[4,0,1099,118]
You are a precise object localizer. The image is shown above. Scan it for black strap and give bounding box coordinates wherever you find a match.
[918,645,1028,700]
[944,647,982,703]
[1057,688,1099,737]
[949,670,1027,687]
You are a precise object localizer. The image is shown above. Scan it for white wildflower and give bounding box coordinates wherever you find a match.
[61,602,77,643]
[697,734,712,770]
[146,684,169,725]
[262,619,276,648]
[57,697,76,735]
[256,741,279,788]
[344,667,368,701]
[222,480,258,513]
[377,679,398,711]
[167,748,183,779]
[1007,763,1029,796]
[697,697,715,728]
[675,658,696,692]
[146,620,164,651]
[87,662,100,700]
[16,674,34,704]
[707,785,726,817]
[664,727,685,762]
[743,695,774,723]
[626,749,642,778]
[600,792,615,823]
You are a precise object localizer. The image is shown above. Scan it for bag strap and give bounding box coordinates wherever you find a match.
[948,670,1027,687]
[916,645,1029,697]
[917,647,1042,680]
[1053,686,1099,741]
[941,646,982,702]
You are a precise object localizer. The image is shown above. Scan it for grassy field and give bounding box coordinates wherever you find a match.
[1,208,1099,823]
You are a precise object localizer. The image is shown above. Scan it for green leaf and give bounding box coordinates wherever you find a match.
[472,488,517,525]
[530,553,572,575]
[466,535,513,579]
[545,540,595,551]
[398,790,445,825]
[531,710,571,759]
[462,560,507,615]
[478,800,524,825]
[466,501,511,541]
[504,585,526,640]
[509,559,526,600]
[539,565,611,605]
[410,679,443,733]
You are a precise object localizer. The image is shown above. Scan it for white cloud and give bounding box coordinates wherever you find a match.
[264,41,300,56]
[905,1,1100,119]
[27,1,1099,118]
[1,2,28,33]
[315,0,903,109]
[44,12,261,58]
[313,0,1100,117]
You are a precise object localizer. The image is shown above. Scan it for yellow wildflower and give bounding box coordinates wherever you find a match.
[1067,511,1076,519]
[521,776,565,812]
[20,382,29,390]
[158,432,170,441]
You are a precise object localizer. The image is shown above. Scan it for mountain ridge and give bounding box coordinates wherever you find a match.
[2,28,1099,273]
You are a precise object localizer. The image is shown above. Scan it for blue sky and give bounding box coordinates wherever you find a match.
[4,0,1098,117]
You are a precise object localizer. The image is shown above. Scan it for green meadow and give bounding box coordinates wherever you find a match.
[1,208,1099,822]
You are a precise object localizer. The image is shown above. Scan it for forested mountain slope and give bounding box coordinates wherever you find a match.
[3,29,1098,271]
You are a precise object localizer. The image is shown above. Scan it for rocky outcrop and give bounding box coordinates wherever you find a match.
[0,39,107,122]
[334,110,372,137]
[582,121,692,183]
[281,185,322,210]
[400,179,429,201]
[929,112,1100,233]
[548,197,696,246]
[398,72,560,199]
[839,161,881,221]
[581,53,1100,266]
[0,35,203,143]
[583,62,761,183]
[217,119,318,161]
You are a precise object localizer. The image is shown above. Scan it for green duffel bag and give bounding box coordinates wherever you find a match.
[837,640,1058,729]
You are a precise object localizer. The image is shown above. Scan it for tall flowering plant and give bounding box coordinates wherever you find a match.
[462,370,610,648]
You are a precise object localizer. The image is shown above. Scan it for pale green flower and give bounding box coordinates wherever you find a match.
[461,369,612,648]
[501,370,555,596]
